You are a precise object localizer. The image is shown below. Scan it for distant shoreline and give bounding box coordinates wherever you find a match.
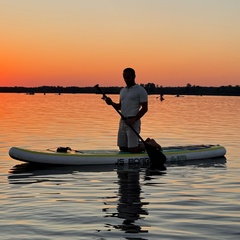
[0,85,239,96]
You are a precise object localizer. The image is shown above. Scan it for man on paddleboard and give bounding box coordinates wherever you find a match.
[105,68,148,153]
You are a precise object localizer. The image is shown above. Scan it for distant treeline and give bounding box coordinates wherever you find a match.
[0,83,240,96]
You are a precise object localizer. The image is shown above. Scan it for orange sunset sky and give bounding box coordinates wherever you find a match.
[1,0,240,87]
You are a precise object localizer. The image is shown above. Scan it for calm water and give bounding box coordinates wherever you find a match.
[0,93,239,240]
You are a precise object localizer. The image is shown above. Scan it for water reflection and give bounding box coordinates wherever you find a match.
[117,169,148,233]
[8,163,117,184]
[104,168,150,234]
[9,163,116,175]
[8,156,227,184]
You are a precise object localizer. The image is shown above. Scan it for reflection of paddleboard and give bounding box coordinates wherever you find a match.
[9,144,226,166]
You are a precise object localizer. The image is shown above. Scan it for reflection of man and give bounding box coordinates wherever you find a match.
[104,168,149,233]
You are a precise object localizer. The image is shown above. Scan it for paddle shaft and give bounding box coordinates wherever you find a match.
[94,84,146,144]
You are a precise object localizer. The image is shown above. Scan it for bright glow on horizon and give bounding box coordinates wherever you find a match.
[1,0,240,87]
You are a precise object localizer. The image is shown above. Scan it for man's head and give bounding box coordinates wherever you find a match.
[123,68,136,87]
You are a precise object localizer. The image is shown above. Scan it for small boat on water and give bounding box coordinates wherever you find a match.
[9,144,226,166]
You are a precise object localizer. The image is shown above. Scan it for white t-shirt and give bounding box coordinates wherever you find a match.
[120,84,148,117]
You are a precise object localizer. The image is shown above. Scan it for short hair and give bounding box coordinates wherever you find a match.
[123,68,136,77]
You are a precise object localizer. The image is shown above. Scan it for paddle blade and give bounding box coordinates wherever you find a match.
[144,143,166,170]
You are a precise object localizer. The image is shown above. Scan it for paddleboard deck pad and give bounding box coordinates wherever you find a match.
[9,144,226,166]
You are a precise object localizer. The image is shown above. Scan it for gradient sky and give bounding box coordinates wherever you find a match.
[1,0,240,87]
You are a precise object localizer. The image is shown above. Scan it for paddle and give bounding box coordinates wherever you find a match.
[94,84,166,170]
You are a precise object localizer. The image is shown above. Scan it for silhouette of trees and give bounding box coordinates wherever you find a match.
[0,83,239,96]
